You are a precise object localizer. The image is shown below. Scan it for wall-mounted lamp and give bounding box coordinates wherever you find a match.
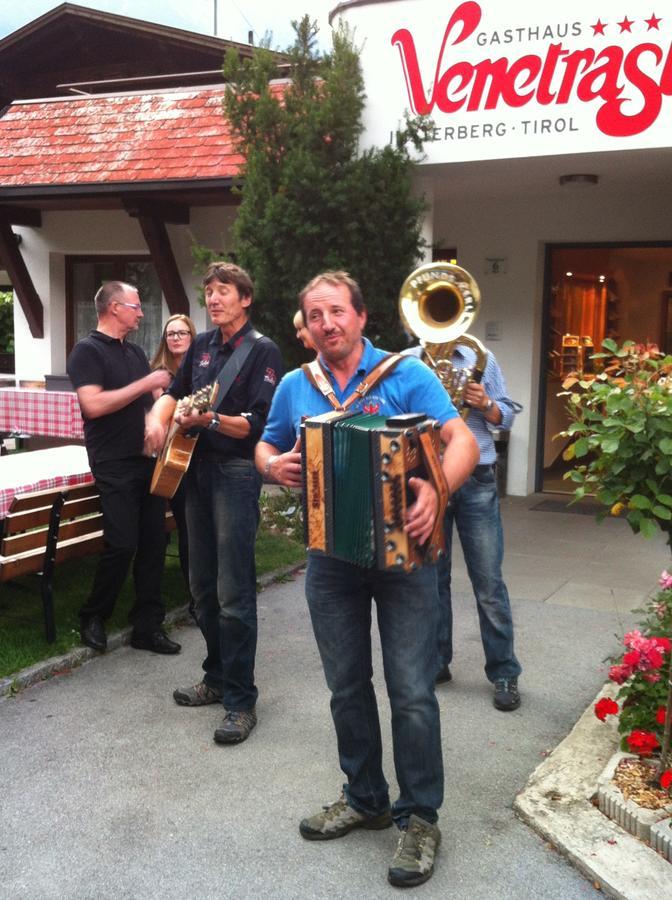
[559,173,599,187]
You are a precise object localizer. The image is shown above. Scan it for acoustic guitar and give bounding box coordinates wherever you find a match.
[150,384,219,499]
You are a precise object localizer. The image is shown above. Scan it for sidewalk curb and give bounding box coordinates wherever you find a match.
[0,560,306,699]
[513,685,670,900]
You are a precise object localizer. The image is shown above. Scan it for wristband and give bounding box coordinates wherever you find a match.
[263,455,278,477]
[207,413,220,431]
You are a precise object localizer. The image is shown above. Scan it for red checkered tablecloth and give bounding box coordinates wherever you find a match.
[0,445,93,519]
[0,388,85,440]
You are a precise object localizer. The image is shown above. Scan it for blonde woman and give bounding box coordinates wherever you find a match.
[151,314,196,611]
[293,308,317,352]
[151,313,196,376]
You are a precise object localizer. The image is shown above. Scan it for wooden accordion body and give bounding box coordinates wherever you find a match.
[301,411,448,572]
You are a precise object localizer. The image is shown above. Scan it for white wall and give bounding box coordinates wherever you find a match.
[13,206,237,381]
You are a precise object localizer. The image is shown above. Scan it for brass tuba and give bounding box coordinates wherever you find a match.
[399,261,488,418]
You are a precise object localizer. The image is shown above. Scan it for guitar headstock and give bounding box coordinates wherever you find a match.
[177,383,219,417]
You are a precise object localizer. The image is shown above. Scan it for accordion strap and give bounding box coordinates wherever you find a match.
[302,353,404,411]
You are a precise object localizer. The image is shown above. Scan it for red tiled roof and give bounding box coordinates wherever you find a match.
[0,86,244,187]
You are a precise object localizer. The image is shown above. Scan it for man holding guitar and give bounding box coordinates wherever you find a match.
[146,263,282,746]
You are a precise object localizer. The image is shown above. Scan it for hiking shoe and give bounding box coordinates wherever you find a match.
[213,708,257,744]
[173,682,222,707]
[388,815,441,887]
[493,677,521,711]
[435,665,452,685]
[299,793,393,841]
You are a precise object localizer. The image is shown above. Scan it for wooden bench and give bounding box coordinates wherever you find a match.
[0,484,174,643]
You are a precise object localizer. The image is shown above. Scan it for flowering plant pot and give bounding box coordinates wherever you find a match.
[594,571,672,791]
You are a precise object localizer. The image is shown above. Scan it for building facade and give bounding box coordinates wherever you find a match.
[333,0,672,495]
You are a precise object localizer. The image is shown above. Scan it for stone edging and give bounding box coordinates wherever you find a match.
[514,685,671,900]
[0,560,306,699]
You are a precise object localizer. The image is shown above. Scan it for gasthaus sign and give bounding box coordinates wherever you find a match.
[346,0,672,162]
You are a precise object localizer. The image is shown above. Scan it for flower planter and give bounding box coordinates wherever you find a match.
[597,752,672,844]
[650,817,672,863]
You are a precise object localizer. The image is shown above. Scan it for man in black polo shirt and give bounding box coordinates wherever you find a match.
[146,263,282,745]
[67,281,180,655]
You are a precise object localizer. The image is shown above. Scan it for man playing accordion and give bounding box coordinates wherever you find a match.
[256,271,478,888]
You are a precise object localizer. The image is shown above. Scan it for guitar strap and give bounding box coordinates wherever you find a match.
[213,329,263,407]
[302,352,404,411]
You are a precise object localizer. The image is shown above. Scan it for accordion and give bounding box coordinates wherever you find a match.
[301,411,448,572]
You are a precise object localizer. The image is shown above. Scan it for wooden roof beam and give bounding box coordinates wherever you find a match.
[0,215,43,337]
[134,214,190,316]
[122,197,190,224]
[1,206,42,227]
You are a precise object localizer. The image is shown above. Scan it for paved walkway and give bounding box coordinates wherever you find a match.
[0,493,669,899]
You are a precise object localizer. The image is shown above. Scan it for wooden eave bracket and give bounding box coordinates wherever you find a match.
[0,212,44,337]
[123,198,190,315]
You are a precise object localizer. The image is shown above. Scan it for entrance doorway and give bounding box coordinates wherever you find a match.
[540,242,672,493]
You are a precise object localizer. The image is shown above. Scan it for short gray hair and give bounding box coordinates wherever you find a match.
[94,281,137,316]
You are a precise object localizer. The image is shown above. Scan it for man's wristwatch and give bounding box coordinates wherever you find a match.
[207,413,220,431]
[483,398,494,413]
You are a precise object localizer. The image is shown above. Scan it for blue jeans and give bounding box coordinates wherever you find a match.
[438,465,521,682]
[305,553,443,825]
[185,457,261,710]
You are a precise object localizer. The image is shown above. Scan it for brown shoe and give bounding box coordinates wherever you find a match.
[213,708,257,744]
[173,682,222,706]
[299,793,393,841]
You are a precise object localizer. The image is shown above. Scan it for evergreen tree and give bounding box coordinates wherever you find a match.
[220,17,430,365]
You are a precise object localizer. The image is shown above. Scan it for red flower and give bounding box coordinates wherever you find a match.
[622,650,641,668]
[656,707,667,725]
[594,698,619,721]
[608,664,633,684]
[661,770,672,791]
[646,647,664,669]
[654,636,671,654]
[626,730,660,757]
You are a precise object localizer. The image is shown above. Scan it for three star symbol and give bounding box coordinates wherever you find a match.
[591,14,663,36]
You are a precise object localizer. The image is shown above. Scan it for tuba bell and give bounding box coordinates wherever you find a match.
[399,261,488,418]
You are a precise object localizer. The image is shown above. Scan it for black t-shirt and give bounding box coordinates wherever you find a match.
[168,320,283,462]
[67,330,153,466]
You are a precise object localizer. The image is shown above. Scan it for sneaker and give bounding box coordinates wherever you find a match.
[435,665,452,685]
[213,708,257,744]
[299,793,393,841]
[173,682,223,706]
[388,815,441,887]
[493,677,521,711]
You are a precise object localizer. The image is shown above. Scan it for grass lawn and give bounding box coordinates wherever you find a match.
[0,500,305,680]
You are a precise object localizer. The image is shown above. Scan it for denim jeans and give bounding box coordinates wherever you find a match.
[185,456,261,710]
[305,553,443,825]
[438,465,521,682]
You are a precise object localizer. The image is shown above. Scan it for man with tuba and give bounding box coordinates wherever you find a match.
[256,271,478,888]
[400,263,523,712]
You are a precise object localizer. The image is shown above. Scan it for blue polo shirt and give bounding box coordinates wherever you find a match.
[262,337,458,452]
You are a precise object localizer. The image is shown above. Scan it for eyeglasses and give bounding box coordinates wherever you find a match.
[117,302,142,311]
[166,330,191,339]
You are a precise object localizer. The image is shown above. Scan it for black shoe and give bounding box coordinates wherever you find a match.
[130,630,181,655]
[435,665,452,685]
[80,616,107,652]
[493,677,520,711]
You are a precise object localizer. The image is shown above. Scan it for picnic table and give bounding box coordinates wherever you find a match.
[0,445,93,519]
[0,387,85,441]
